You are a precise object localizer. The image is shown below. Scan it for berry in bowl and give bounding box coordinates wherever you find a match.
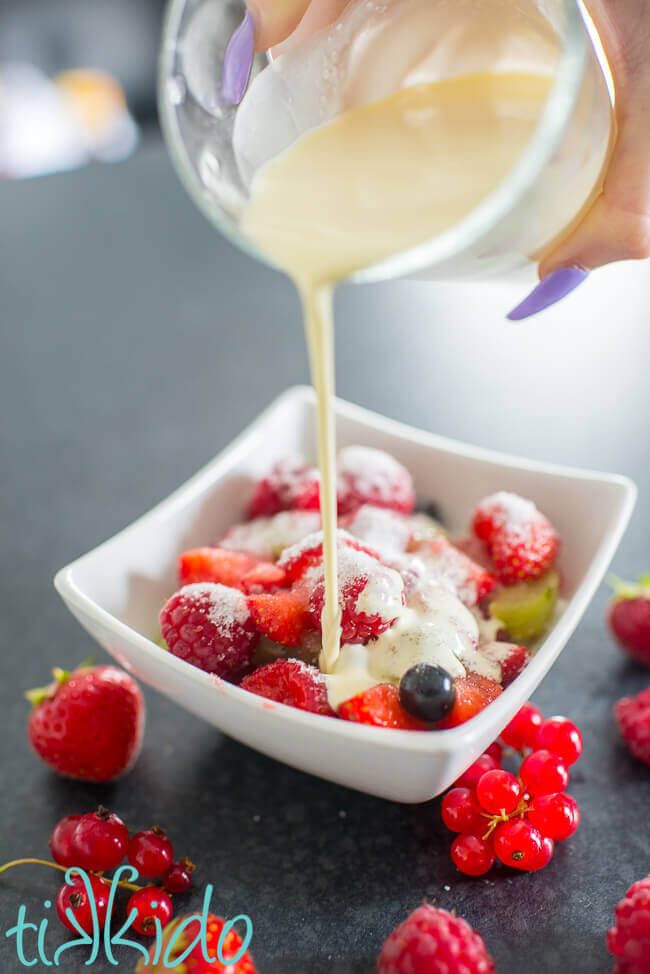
[55,388,635,801]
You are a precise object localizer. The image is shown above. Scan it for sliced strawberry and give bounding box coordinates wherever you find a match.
[436,675,502,729]
[476,642,530,688]
[178,547,259,589]
[413,535,497,607]
[240,563,288,594]
[338,684,427,730]
[247,591,311,647]
[240,659,334,717]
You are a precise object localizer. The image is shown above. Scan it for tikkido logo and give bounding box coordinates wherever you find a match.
[5,867,253,968]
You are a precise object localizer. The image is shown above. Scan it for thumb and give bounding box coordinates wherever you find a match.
[248,0,312,51]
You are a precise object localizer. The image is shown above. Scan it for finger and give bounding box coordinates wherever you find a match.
[248,0,312,51]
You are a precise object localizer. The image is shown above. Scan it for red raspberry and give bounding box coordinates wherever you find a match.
[178,547,260,589]
[339,684,427,730]
[377,904,495,974]
[607,877,650,974]
[608,575,650,666]
[308,543,405,644]
[336,446,416,516]
[412,535,497,606]
[26,665,144,783]
[136,912,258,973]
[160,583,258,681]
[248,457,320,518]
[472,492,560,585]
[277,528,377,583]
[614,688,650,766]
[240,659,335,717]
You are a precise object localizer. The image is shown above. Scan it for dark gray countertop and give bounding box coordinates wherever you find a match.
[1,138,649,973]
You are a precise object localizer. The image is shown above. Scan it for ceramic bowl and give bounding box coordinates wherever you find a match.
[55,387,636,802]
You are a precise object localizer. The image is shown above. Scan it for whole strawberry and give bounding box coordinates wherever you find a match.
[608,574,650,666]
[27,664,144,782]
[136,913,257,973]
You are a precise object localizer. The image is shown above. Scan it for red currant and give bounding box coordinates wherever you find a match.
[476,770,522,815]
[162,858,195,894]
[527,836,555,872]
[527,793,580,840]
[128,827,173,879]
[56,874,110,933]
[49,814,83,867]
[485,741,503,763]
[441,788,486,834]
[520,750,569,797]
[454,754,499,790]
[69,807,129,872]
[535,717,583,766]
[451,834,495,876]
[127,887,173,936]
[494,819,543,870]
[500,703,543,750]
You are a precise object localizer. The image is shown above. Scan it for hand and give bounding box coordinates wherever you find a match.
[234,0,650,317]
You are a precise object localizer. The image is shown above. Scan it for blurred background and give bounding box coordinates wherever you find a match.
[0,0,166,177]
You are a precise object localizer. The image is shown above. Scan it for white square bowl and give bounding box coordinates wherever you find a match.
[55,387,636,803]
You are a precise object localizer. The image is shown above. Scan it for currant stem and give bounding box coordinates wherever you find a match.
[0,859,143,891]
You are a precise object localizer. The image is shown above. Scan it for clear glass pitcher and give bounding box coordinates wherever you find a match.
[158,0,614,281]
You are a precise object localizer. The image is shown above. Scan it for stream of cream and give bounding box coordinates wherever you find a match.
[243,72,551,672]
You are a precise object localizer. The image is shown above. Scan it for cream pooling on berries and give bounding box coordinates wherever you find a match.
[238,0,552,673]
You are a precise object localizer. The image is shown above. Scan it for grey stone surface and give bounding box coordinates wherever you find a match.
[0,138,649,972]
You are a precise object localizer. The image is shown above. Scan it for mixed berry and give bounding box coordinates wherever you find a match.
[441,704,582,876]
[158,448,563,731]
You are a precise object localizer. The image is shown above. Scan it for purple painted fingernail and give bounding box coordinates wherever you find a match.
[221,10,255,106]
[506,266,588,321]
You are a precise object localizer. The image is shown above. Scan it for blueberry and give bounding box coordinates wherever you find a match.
[399,664,456,722]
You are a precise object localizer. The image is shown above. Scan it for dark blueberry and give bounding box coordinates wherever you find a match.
[399,663,456,722]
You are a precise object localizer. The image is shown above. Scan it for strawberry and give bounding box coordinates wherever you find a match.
[240,562,288,594]
[27,665,144,782]
[472,492,560,586]
[248,456,320,519]
[336,446,416,515]
[478,642,530,687]
[240,659,335,716]
[413,535,497,607]
[338,684,428,730]
[608,574,650,666]
[277,528,379,583]
[436,674,502,729]
[247,590,311,647]
[178,547,260,589]
[136,913,257,973]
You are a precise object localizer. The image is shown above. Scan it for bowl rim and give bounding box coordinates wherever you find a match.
[54,385,637,754]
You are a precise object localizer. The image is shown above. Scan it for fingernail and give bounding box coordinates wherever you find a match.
[506,266,588,321]
[221,11,255,106]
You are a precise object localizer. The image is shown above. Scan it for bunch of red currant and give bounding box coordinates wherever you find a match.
[442,704,582,876]
[1,806,195,936]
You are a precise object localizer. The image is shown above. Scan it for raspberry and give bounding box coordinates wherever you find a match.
[240,659,335,717]
[248,457,320,518]
[615,688,650,766]
[336,446,415,516]
[160,583,258,681]
[308,543,405,644]
[339,684,427,730]
[607,877,650,974]
[412,535,497,607]
[277,528,377,583]
[472,492,560,585]
[377,904,495,974]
